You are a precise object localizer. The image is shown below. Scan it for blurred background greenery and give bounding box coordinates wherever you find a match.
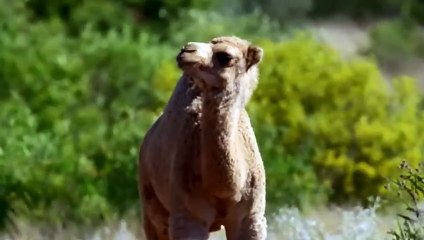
[1,0,424,232]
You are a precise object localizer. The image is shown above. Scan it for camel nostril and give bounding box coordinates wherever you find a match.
[181,43,197,53]
[182,49,196,53]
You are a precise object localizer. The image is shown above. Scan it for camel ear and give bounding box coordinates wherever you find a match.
[246,45,263,70]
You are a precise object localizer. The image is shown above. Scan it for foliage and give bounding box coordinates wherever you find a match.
[387,160,424,240]
[248,107,329,211]
[0,0,175,227]
[165,9,283,46]
[0,97,111,227]
[2,0,424,230]
[251,33,424,203]
[260,0,312,23]
[309,0,400,18]
[222,0,410,22]
[368,19,424,66]
[24,0,216,34]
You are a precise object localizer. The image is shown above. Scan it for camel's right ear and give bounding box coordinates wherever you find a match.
[246,45,263,70]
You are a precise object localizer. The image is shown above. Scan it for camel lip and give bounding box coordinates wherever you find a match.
[176,56,206,72]
[176,52,198,67]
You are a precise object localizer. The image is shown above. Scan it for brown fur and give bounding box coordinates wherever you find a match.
[138,36,267,240]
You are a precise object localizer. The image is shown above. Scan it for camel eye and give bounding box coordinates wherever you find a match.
[215,52,233,66]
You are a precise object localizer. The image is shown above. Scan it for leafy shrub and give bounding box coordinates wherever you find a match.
[0,2,177,226]
[368,19,424,66]
[248,107,330,211]
[166,9,283,46]
[309,0,400,18]
[0,97,109,227]
[2,0,424,228]
[251,33,424,203]
[22,0,218,35]
[259,0,312,23]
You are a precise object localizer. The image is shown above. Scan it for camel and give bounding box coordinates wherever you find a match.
[138,36,267,240]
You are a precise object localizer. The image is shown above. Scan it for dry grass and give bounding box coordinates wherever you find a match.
[1,203,396,240]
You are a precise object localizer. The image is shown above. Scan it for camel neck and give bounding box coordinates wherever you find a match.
[200,89,245,198]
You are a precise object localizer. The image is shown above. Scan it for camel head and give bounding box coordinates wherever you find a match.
[176,36,263,98]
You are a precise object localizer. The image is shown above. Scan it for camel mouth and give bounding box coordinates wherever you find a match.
[176,42,212,72]
[176,52,201,68]
[177,60,202,73]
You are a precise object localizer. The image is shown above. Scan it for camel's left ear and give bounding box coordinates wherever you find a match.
[246,45,263,70]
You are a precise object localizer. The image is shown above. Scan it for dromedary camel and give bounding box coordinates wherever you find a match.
[138,36,267,240]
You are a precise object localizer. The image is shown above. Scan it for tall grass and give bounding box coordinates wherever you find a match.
[387,161,424,240]
[1,204,395,240]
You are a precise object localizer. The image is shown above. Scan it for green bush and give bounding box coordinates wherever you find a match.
[166,9,283,46]
[368,19,424,66]
[259,0,312,23]
[0,97,111,227]
[0,2,176,226]
[2,0,424,228]
[251,33,424,203]
[22,0,217,35]
[309,0,400,18]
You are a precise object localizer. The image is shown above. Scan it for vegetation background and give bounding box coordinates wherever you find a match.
[1,0,424,239]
